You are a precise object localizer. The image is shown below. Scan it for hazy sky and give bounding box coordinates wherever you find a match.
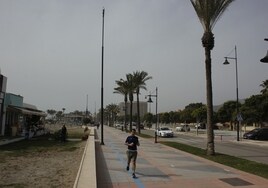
[1,0,268,113]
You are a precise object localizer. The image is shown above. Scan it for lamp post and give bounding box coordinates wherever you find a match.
[146,87,158,143]
[100,8,105,145]
[223,45,240,141]
[260,38,268,63]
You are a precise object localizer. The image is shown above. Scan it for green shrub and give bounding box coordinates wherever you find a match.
[53,129,68,141]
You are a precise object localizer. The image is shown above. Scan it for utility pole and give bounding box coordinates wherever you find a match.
[100,8,105,145]
[86,94,88,117]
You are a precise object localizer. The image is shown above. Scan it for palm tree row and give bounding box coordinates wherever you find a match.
[114,71,152,134]
[114,0,235,156]
[105,103,120,127]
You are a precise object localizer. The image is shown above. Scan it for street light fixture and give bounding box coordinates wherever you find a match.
[260,38,268,63]
[146,87,158,143]
[223,45,240,141]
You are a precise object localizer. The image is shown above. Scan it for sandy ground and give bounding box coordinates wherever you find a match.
[0,125,87,188]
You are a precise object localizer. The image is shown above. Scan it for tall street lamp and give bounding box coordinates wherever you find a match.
[146,87,158,143]
[100,8,105,145]
[223,45,240,141]
[260,38,268,63]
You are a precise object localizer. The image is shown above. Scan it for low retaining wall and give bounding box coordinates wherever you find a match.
[73,127,96,188]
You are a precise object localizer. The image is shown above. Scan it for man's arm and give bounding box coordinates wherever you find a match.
[125,137,128,145]
[136,138,140,146]
[125,137,132,146]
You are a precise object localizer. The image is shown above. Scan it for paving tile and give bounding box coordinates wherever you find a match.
[96,126,268,188]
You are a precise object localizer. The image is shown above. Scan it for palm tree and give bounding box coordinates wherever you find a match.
[114,79,129,131]
[190,0,234,155]
[114,75,135,132]
[260,79,268,95]
[126,73,136,131]
[105,104,120,127]
[132,71,152,134]
[47,109,56,121]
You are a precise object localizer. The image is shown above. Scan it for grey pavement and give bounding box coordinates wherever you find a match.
[96,126,268,188]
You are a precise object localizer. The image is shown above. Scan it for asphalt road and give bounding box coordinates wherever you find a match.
[141,128,268,165]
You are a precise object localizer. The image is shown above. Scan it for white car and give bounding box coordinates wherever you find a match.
[195,123,206,129]
[115,124,123,129]
[176,124,190,132]
[156,127,174,137]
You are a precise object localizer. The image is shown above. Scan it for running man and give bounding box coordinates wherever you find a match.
[125,128,140,178]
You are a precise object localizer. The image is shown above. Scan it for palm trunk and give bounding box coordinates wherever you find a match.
[124,95,127,132]
[130,101,133,131]
[136,93,141,134]
[205,47,215,155]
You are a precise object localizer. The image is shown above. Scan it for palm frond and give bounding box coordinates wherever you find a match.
[190,0,235,31]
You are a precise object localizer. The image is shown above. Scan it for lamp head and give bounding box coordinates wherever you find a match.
[260,50,268,63]
[223,57,230,65]
[147,97,153,103]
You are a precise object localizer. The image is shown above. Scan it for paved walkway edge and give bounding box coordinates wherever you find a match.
[0,137,25,146]
[73,127,96,188]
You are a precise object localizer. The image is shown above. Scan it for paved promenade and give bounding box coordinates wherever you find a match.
[95,126,268,188]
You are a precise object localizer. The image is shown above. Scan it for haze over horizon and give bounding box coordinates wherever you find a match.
[1,0,267,113]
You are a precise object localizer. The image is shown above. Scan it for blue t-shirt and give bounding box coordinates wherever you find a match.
[125,135,139,150]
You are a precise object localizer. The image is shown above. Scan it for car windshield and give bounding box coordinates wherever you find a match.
[251,129,260,133]
[161,127,170,130]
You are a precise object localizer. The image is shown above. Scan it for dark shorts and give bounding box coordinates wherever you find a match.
[126,150,138,162]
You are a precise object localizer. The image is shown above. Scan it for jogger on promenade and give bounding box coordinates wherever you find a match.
[125,128,140,178]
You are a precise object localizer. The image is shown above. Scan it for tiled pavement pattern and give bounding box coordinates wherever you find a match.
[96,126,268,188]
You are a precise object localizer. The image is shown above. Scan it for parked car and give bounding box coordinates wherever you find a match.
[133,123,144,130]
[195,123,206,129]
[243,127,268,140]
[115,124,123,129]
[156,127,174,137]
[176,124,190,132]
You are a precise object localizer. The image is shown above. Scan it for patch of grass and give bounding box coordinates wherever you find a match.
[60,146,80,152]
[67,127,88,139]
[138,133,154,138]
[161,141,268,179]
[0,127,85,157]
[0,136,82,159]
[49,126,87,140]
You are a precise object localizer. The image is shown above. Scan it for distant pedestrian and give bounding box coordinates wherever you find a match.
[125,128,140,178]
[61,124,67,142]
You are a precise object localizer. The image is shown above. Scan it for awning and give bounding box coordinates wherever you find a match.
[8,106,47,117]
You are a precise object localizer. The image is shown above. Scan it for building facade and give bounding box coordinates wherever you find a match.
[2,93,46,136]
[118,101,148,117]
[0,74,7,135]
[0,73,46,137]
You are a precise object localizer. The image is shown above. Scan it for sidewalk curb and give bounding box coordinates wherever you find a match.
[73,127,96,188]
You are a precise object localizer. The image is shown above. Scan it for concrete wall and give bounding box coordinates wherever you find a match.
[73,127,96,188]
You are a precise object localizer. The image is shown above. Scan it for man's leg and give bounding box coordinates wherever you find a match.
[132,160,136,173]
[132,152,138,178]
[126,150,130,171]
